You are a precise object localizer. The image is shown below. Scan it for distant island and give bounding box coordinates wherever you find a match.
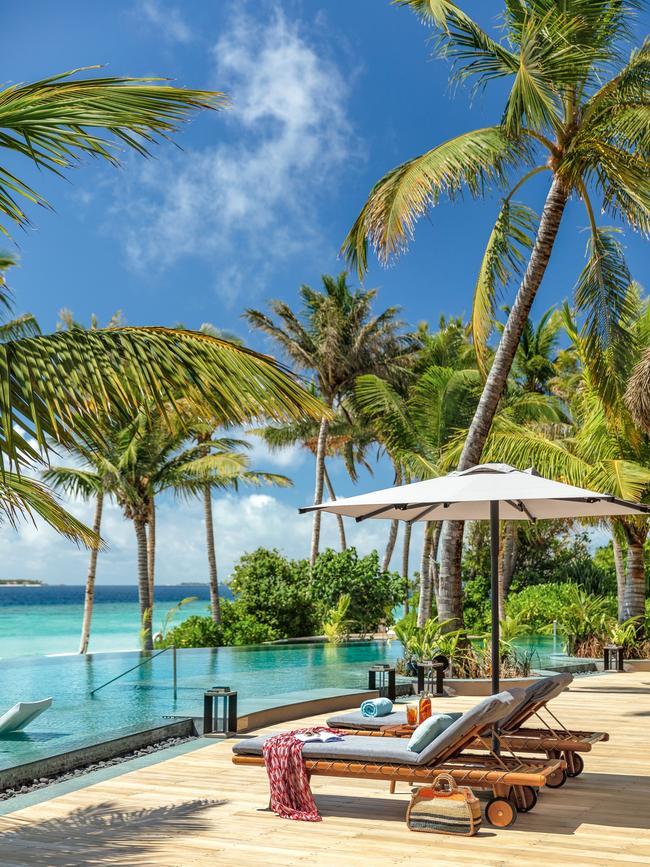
[0,579,44,586]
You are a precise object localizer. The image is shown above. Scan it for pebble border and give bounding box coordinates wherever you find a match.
[0,734,197,801]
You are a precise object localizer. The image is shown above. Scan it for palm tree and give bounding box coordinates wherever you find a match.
[245,272,407,565]
[252,407,375,555]
[355,359,480,625]
[46,407,290,649]
[344,1,648,623]
[191,442,291,623]
[0,67,226,236]
[472,299,650,627]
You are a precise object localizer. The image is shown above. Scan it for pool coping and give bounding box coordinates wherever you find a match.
[0,735,212,816]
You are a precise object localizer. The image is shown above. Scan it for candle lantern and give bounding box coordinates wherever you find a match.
[203,686,238,736]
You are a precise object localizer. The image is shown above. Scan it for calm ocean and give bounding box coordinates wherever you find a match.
[0,584,231,659]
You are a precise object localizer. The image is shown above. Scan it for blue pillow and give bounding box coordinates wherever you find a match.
[407,713,457,753]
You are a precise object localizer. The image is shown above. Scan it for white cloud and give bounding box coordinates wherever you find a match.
[138,0,193,43]
[118,6,354,300]
[0,490,410,585]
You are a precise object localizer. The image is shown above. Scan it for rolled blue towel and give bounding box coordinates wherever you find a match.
[360,697,394,718]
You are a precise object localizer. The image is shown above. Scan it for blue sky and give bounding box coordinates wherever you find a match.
[2,0,648,584]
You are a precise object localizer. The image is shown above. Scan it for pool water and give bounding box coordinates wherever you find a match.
[0,634,567,774]
[0,641,404,772]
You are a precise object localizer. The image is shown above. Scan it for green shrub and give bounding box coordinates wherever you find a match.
[229,548,317,638]
[158,615,222,648]
[505,583,599,632]
[219,599,280,645]
[310,547,405,635]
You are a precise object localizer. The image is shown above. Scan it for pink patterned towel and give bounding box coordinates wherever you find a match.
[262,727,341,821]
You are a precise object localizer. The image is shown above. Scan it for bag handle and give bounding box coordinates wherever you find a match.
[432,773,457,793]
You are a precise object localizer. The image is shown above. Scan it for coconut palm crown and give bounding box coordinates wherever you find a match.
[344,0,648,626]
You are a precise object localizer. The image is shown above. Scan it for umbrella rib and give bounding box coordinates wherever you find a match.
[355,503,401,522]
[506,499,536,521]
[407,502,445,524]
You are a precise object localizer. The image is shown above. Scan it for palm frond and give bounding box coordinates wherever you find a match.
[0,67,227,234]
[573,227,637,406]
[0,471,101,547]
[0,327,328,470]
[342,128,532,274]
[0,313,40,343]
[471,199,538,376]
[42,465,103,500]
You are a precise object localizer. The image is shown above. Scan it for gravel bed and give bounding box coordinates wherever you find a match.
[0,734,197,802]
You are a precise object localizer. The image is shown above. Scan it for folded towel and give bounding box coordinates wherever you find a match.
[360,697,394,718]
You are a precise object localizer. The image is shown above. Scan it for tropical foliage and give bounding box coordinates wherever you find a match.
[343,0,649,628]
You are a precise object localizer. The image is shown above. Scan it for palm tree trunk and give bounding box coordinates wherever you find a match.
[437,520,465,630]
[622,533,647,624]
[417,522,434,627]
[134,515,153,650]
[502,522,518,601]
[203,485,221,623]
[310,415,330,566]
[611,524,626,621]
[78,492,104,654]
[147,498,156,623]
[402,522,412,615]
[431,522,443,612]
[439,177,570,626]
[323,465,346,551]
[382,520,399,572]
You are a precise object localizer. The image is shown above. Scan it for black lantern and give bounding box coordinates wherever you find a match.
[368,664,396,701]
[603,645,624,672]
[203,686,238,736]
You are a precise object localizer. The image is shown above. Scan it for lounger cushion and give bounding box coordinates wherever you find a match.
[416,688,526,765]
[232,733,424,765]
[326,710,407,730]
[407,713,460,753]
[234,690,526,769]
[500,673,572,729]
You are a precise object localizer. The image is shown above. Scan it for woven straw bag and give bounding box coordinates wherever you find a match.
[406,774,482,836]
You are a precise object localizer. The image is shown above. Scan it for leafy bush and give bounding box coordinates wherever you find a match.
[322,594,352,644]
[504,583,602,632]
[219,599,280,645]
[157,615,222,648]
[310,547,405,635]
[229,548,317,638]
[462,574,491,632]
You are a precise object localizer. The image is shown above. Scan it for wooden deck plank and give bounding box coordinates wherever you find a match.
[0,670,649,865]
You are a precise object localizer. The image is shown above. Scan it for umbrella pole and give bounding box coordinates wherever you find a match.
[490,500,500,695]
[490,501,500,753]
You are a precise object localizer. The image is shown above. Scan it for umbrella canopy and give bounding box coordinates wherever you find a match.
[300,463,649,703]
[299,463,650,523]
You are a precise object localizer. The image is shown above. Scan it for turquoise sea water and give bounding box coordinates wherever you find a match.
[0,584,220,658]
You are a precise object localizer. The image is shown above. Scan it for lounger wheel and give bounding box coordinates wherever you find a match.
[510,785,537,813]
[546,767,568,789]
[485,797,518,828]
[566,753,584,778]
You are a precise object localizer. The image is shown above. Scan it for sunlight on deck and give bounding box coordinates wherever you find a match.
[0,670,649,866]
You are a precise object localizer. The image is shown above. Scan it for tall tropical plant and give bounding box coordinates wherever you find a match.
[470,302,650,627]
[344,1,648,623]
[45,408,291,650]
[245,272,407,564]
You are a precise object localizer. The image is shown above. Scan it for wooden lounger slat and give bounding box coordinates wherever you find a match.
[232,754,562,789]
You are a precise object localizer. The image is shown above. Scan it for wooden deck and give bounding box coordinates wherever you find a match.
[1,670,649,866]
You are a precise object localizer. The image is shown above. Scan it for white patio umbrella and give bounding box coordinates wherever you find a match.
[300,463,650,693]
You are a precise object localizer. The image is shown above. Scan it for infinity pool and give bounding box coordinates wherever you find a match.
[0,635,566,774]
[0,641,406,773]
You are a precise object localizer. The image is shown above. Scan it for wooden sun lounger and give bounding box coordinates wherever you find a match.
[330,675,608,781]
[232,690,565,827]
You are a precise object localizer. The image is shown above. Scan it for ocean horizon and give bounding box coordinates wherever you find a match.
[0,583,232,659]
